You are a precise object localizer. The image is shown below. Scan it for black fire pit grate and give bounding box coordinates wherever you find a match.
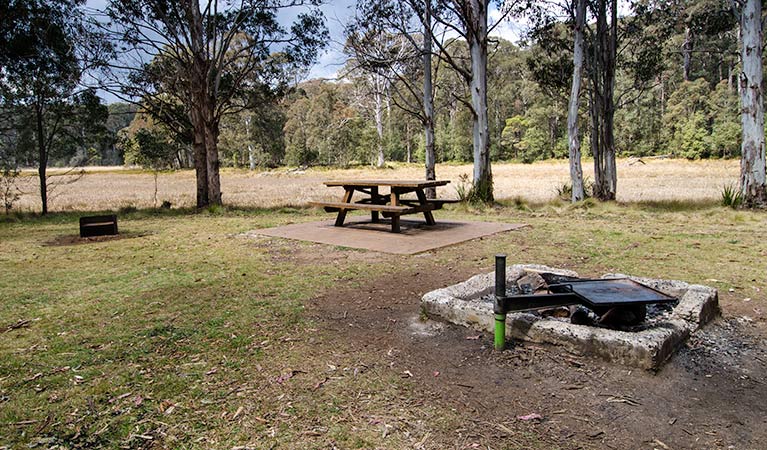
[547,278,676,309]
[491,254,679,351]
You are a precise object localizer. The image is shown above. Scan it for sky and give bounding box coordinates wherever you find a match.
[86,0,525,102]
[307,1,524,80]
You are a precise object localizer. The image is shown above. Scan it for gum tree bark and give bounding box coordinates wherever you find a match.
[683,26,694,81]
[466,0,492,202]
[589,0,618,201]
[35,99,49,215]
[733,0,766,206]
[568,0,586,202]
[423,0,437,199]
[372,73,387,168]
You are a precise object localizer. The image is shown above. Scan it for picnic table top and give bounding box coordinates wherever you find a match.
[323,179,451,188]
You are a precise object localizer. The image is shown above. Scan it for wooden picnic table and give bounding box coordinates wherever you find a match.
[310,179,453,233]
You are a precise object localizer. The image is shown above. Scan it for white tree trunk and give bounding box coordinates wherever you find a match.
[468,0,492,202]
[683,26,693,81]
[423,0,437,199]
[374,74,385,168]
[568,0,586,202]
[737,0,766,206]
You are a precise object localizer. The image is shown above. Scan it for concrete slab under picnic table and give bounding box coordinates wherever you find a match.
[250,218,527,255]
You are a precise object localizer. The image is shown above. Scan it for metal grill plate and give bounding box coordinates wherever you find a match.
[548,278,676,308]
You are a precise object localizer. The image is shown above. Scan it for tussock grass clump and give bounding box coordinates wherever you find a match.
[721,184,743,209]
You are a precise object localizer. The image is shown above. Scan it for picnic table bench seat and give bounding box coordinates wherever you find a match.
[398,198,461,209]
[309,201,415,214]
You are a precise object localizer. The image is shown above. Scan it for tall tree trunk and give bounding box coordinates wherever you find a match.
[35,101,48,215]
[423,0,437,199]
[736,0,766,206]
[591,0,618,201]
[683,26,694,81]
[192,136,208,208]
[568,0,586,202]
[406,121,412,163]
[205,116,222,205]
[728,64,734,92]
[188,0,212,208]
[245,115,256,170]
[374,75,385,168]
[468,0,493,202]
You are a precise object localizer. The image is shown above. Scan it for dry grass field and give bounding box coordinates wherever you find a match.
[13,158,740,212]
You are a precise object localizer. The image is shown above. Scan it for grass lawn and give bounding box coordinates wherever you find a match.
[1,200,765,448]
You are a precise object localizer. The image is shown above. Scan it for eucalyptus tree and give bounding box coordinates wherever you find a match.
[347,0,443,196]
[343,33,399,168]
[428,0,518,203]
[730,0,766,207]
[0,0,107,214]
[522,1,668,201]
[569,0,586,201]
[100,0,327,207]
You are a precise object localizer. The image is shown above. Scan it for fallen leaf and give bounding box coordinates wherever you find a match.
[313,377,328,390]
[26,372,43,382]
[275,369,305,384]
[109,392,132,403]
[3,319,32,333]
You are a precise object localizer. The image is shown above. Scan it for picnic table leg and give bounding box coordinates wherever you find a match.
[334,187,354,227]
[389,190,401,232]
[371,186,380,223]
[391,214,401,233]
[415,189,436,225]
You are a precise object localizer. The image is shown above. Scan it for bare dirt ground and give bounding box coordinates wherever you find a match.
[15,159,739,212]
[299,244,767,449]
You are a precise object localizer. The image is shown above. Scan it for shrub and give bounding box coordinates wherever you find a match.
[721,184,743,209]
[556,177,593,201]
[1,164,21,214]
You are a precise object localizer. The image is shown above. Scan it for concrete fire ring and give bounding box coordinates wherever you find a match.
[421,264,720,370]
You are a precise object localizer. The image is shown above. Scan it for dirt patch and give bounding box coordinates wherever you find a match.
[306,262,767,449]
[42,231,150,247]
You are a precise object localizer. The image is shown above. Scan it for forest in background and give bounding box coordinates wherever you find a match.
[2,0,765,211]
[4,2,754,170]
[111,2,754,170]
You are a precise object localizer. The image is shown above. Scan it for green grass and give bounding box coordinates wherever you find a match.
[0,203,765,448]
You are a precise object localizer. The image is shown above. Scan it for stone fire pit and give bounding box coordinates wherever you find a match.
[421,264,720,370]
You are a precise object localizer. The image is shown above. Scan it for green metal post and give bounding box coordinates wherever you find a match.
[494,313,506,351]
[494,254,507,351]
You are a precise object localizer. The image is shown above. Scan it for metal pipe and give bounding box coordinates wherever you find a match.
[494,254,507,351]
